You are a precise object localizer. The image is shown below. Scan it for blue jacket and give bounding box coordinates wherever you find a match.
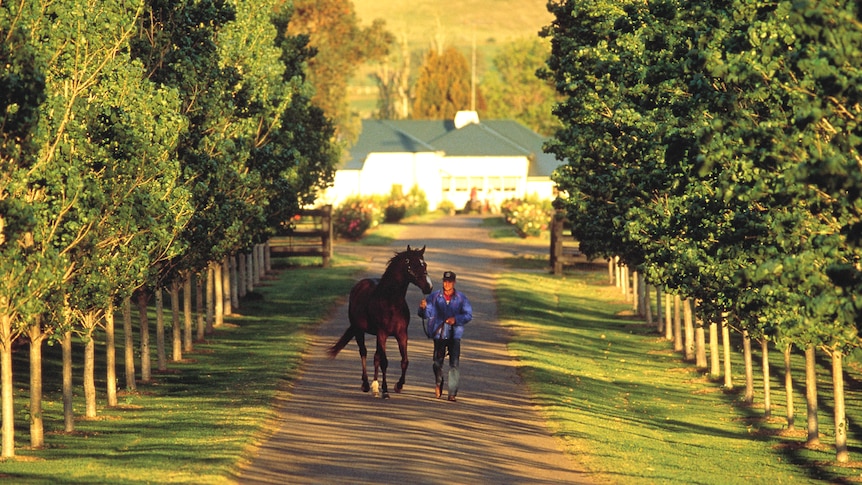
[418,289,472,340]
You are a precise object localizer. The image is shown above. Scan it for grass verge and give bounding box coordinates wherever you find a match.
[497,258,862,484]
[4,259,361,484]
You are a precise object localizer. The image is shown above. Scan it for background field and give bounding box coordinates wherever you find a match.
[349,0,554,117]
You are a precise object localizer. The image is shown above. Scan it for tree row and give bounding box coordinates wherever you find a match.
[543,0,862,462]
[0,0,337,458]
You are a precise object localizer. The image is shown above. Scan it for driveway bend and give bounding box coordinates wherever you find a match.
[235,215,598,484]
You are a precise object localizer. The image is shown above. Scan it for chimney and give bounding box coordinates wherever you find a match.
[454,111,480,129]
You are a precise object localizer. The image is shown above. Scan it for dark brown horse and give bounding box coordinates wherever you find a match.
[328,245,433,398]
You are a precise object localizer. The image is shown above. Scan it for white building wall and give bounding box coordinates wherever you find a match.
[319,153,556,213]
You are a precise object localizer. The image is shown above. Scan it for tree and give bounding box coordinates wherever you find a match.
[412,46,475,120]
[484,37,562,136]
[286,0,393,142]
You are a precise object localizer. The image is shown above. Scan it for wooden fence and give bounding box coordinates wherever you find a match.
[550,211,581,275]
[268,205,333,267]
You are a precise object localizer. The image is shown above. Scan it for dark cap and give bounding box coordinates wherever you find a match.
[442,271,456,281]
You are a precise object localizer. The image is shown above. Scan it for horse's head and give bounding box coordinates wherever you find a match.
[403,245,433,295]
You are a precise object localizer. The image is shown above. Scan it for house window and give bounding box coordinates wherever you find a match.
[502,176,518,192]
[442,176,452,192]
[455,177,470,192]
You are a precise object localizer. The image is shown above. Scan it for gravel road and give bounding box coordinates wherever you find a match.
[235,215,599,484]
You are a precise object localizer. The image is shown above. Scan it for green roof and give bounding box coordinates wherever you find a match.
[345,118,561,177]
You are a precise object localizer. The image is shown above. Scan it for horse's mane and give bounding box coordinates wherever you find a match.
[382,249,409,278]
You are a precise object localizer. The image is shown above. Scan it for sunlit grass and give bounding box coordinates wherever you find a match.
[5,263,361,484]
[497,264,862,484]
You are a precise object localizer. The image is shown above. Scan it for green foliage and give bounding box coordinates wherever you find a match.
[436,199,457,215]
[500,197,553,238]
[5,262,360,481]
[412,46,474,119]
[288,0,394,142]
[333,196,382,240]
[497,267,862,483]
[543,0,862,356]
[335,187,427,238]
[483,37,562,136]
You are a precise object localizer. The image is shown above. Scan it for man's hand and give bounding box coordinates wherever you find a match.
[419,299,427,310]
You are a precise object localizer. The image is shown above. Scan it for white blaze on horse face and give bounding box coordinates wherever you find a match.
[421,257,433,291]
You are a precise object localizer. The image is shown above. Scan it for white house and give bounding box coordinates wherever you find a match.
[319,111,562,212]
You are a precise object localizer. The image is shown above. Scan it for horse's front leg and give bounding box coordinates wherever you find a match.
[375,336,390,399]
[395,332,409,393]
[356,332,370,393]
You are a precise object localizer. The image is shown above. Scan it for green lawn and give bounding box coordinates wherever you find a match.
[3,259,361,484]
[4,228,862,483]
[496,258,862,484]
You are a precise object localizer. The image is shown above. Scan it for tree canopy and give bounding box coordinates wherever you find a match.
[412,46,475,120]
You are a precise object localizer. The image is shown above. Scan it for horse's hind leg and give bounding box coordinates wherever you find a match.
[356,333,370,393]
[374,345,390,399]
[394,332,409,393]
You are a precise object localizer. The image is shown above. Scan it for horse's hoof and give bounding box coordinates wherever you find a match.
[361,382,370,393]
[383,392,390,399]
[371,380,379,397]
[394,384,403,393]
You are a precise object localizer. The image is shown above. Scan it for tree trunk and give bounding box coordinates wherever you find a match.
[171,280,182,361]
[123,296,136,391]
[246,252,254,294]
[215,261,224,327]
[622,265,630,300]
[254,244,262,286]
[206,264,215,335]
[264,240,271,273]
[805,346,820,445]
[831,351,849,462]
[722,321,732,389]
[183,275,193,353]
[631,269,638,310]
[761,339,771,419]
[28,318,45,448]
[664,292,672,341]
[155,287,166,372]
[0,313,14,457]
[83,318,97,419]
[238,254,248,298]
[709,320,720,378]
[222,256,232,316]
[694,303,706,370]
[230,254,239,311]
[196,271,205,341]
[683,298,694,361]
[607,258,614,285]
[62,330,74,432]
[742,330,754,404]
[137,290,152,383]
[656,285,664,334]
[644,283,653,325]
[673,294,682,352]
[105,301,117,407]
[784,344,795,430]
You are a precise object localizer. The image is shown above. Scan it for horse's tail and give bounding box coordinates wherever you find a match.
[328,327,355,359]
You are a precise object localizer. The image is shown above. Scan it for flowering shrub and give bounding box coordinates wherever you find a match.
[500,197,554,238]
[384,185,428,223]
[333,196,382,240]
[403,185,429,218]
[437,200,456,215]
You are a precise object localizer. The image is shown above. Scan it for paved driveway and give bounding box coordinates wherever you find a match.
[235,216,598,484]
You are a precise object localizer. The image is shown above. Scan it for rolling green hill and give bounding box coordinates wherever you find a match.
[353,0,553,47]
[349,0,554,117]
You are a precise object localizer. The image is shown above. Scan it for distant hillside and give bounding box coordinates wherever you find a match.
[353,0,552,48]
[349,0,554,118]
